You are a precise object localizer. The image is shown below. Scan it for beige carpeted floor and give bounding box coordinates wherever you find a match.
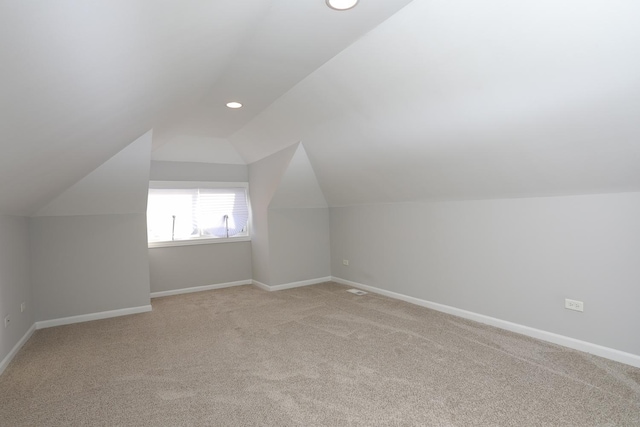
[1,282,639,426]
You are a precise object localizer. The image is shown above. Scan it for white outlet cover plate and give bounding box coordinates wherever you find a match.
[347,289,367,296]
[565,298,584,312]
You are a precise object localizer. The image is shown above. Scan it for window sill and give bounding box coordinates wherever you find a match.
[148,236,250,249]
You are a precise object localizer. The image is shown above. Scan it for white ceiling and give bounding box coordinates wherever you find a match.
[2,0,640,214]
[0,0,412,215]
[232,0,640,205]
[150,0,414,149]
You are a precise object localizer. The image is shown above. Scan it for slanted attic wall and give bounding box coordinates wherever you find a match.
[248,144,298,286]
[249,143,331,287]
[268,144,330,286]
[29,131,153,322]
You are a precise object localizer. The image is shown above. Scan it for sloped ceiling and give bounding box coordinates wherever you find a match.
[0,1,260,215]
[0,0,413,215]
[231,0,640,205]
[34,131,152,217]
[2,0,640,214]
[152,0,413,149]
[270,143,328,209]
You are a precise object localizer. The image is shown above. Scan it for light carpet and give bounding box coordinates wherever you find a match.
[1,282,639,426]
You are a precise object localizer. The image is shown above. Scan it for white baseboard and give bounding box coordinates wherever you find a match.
[0,324,36,376]
[35,305,152,330]
[252,280,270,291]
[150,280,252,298]
[331,276,640,369]
[253,276,332,292]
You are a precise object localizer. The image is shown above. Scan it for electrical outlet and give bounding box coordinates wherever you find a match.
[565,298,584,312]
[343,259,349,266]
[4,315,10,328]
[21,302,26,313]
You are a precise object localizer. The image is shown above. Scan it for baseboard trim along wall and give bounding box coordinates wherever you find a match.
[331,276,640,369]
[35,305,152,330]
[253,276,333,292]
[252,280,270,291]
[0,324,36,376]
[150,280,252,298]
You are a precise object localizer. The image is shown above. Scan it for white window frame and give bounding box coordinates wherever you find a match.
[147,181,251,249]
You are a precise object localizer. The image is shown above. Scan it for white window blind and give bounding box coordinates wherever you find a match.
[147,185,249,244]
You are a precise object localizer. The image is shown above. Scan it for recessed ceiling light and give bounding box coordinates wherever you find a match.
[326,0,359,11]
[226,101,243,109]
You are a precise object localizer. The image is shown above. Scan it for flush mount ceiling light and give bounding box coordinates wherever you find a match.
[326,0,359,11]
[226,101,243,109]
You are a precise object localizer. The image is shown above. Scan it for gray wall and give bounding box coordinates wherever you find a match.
[248,144,299,285]
[249,144,331,286]
[149,242,252,293]
[269,208,331,285]
[30,214,151,320]
[150,161,248,182]
[30,132,152,322]
[0,216,33,365]
[330,192,640,356]
[149,161,251,293]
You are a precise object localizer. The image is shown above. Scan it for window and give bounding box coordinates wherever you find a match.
[147,181,250,247]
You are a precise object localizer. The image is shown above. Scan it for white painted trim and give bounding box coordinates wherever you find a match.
[252,280,271,291]
[0,324,36,376]
[35,305,152,329]
[148,236,250,249]
[331,277,640,369]
[150,280,252,298]
[269,276,332,291]
[253,276,332,292]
